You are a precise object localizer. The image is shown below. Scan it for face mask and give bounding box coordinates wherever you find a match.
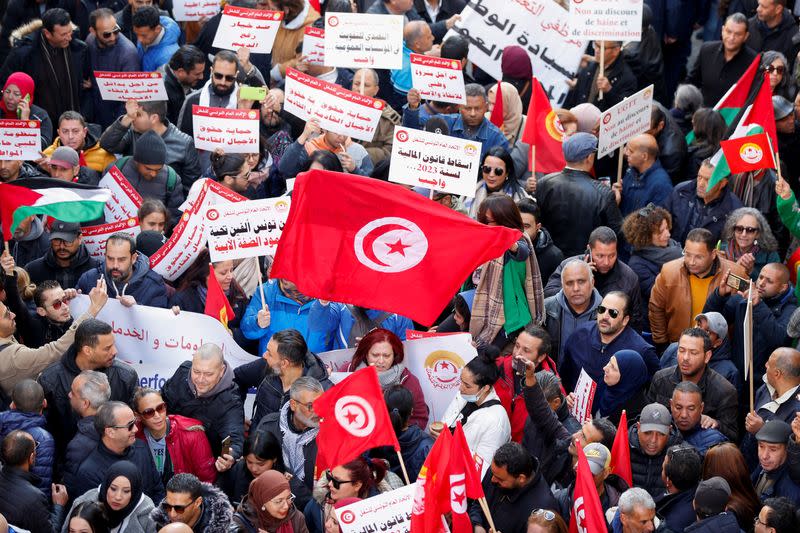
[460,388,483,403]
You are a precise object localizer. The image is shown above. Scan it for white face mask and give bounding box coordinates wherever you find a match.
[460,388,484,404]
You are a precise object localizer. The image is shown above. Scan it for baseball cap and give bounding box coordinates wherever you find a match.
[50,146,79,169]
[755,419,792,444]
[49,220,81,242]
[694,476,731,516]
[562,132,597,162]
[584,442,611,475]
[639,403,672,435]
[695,312,728,341]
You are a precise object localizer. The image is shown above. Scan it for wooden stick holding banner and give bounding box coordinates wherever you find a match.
[478,496,497,532]
[395,451,411,484]
[598,41,605,101]
[615,144,625,184]
[256,266,267,313]
[745,280,754,412]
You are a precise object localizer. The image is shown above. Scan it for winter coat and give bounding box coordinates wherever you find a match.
[136,16,180,72]
[554,474,628,527]
[742,384,800,468]
[564,55,638,111]
[2,268,72,349]
[277,140,374,179]
[135,414,217,484]
[216,459,254,508]
[628,241,684,305]
[543,289,601,368]
[656,487,697,533]
[64,415,98,478]
[629,423,683,497]
[685,512,745,533]
[688,40,758,107]
[648,365,738,441]
[681,424,728,456]
[653,105,689,183]
[659,338,741,391]
[43,129,116,173]
[161,360,245,459]
[150,482,235,533]
[752,457,800,504]
[620,160,674,216]
[0,466,63,533]
[24,245,100,289]
[746,11,800,66]
[0,410,54,494]
[76,252,168,308]
[0,0,59,63]
[8,216,50,268]
[85,32,140,128]
[395,424,433,483]
[664,179,743,244]
[307,303,413,351]
[112,157,185,217]
[521,379,573,486]
[62,488,157,533]
[533,228,564,285]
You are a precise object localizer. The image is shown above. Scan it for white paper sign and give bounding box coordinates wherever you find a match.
[81,218,141,260]
[212,5,283,53]
[323,13,403,70]
[410,54,466,105]
[283,68,384,142]
[447,0,585,106]
[0,119,40,160]
[179,177,246,213]
[192,105,260,153]
[302,26,325,66]
[99,166,144,222]
[569,0,643,41]
[206,198,291,261]
[173,0,220,21]
[94,71,168,102]
[597,84,654,158]
[336,484,415,533]
[570,369,597,424]
[389,126,481,197]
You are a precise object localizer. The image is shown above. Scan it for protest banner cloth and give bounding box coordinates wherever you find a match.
[336,483,415,533]
[389,126,481,197]
[94,71,168,101]
[597,84,654,158]
[302,26,325,65]
[172,0,221,21]
[720,132,777,174]
[192,105,260,153]
[206,198,291,262]
[570,369,597,424]
[447,0,584,106]
[568,0,643,41]
[0,119,40,160]
[211,5,283,53]
[99,166,143,222]
[81,218,141,260]
[283,68,384,142]
[410,54,466,105]
[323,12,403,70]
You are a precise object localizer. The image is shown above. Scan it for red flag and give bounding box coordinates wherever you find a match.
[411,428,452,533]
[313,367,399,474]
[610,411,633,487]
[744,72,778,150]
[570,442,607,533]
[270,170,520,325]
[308,0,320,13]
[0,182,41,241]
[449,422,484,532]
[489,80,504,129]
[204,263,235,327]
[521,77,566,174]
[721,132,776,174]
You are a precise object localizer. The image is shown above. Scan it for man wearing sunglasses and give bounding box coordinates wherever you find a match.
[178,50,240,139]
[151,473,234,531]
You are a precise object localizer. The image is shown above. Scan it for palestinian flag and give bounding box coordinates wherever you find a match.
[0,178,111,241]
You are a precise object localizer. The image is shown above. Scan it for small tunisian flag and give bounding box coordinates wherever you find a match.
[271,170,520,325]
[450,422,485,532]
[205,264,235,328]
[489,80,504,129]
[313,367,399,474]
[720,132,776,174]
[610,410,633,487]
[521,77,566,174]
[411,428,452,533]
[570,441,607,533]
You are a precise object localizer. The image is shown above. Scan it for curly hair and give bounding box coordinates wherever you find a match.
[621,205,672,249]
[721,207,778,251]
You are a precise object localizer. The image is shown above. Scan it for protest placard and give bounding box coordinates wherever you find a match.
[405,329,461,340]
[389,126,481,197]
[336,483,415,533]
[570,369,597,424]
[206,198,291,261]
[283,68,384,142]
[302,26,325,65]
[179,177,247,213]
[192,105,260,153]
[94,72,168,101]
[597,84,654,158]
[323,13,403,70]
[410,54,466,105]
[81,218,141,260]
[569,0,643,41]
[212,5,283,53]
[0,119,40,160]
[173,0,221,21]
[446,0,584,106]
[99,166,143,222]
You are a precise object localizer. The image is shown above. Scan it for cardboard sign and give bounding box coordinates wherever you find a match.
[212,5,283,53]
[81,218,141,260]
[389,126,481,197]
[570,369,597,424]
[99,166,144,222]
[569,0,643,41]
[336,484,415,533]
[323,13,403,70]
[410,54,466,105]
[172,0,220,21]
[192,105,260,153]
[301,26,325,66]
[597,84,653,158]
[0,119,40,160]
[283,68,384,142]
[94,71,168,101]
[206,198,291,261]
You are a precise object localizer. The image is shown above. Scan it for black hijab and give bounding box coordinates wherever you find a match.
[99,461,143,528]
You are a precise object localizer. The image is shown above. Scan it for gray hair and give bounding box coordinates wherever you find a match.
[193,343,224,365]
[721,207,778,251]
[74,370,111,409]
[465,83,487,100]
[762,50,788,69]
[674,84,703,115]
[619,487,656,514]
[290,376,324,399]
[724,12,748,27]
[355,68,379,85]
[562,258,593,279]
[94,401,128,435]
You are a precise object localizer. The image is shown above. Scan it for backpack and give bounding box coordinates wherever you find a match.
[115,155,178,192]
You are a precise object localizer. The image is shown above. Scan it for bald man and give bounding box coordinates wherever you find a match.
[159,524,194,533]
[614,133,673,216]
[392,21,435,95]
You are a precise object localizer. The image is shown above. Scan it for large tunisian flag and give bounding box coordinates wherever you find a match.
[271,170,520,325]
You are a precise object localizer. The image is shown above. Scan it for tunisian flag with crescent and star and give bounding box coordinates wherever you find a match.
[270,169,521,325]
[570,441,607,533]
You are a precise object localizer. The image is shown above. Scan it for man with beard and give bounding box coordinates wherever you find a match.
[177,50,240,139]
[160,46,206,126]
[76,232,168,308]
[24,221,100,289]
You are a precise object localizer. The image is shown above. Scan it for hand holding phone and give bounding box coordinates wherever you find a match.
[221,435,232,457]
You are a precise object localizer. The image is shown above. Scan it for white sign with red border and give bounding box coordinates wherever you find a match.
[212,5,283,53]
[570,369,597,424]
[81,218,141,260]
[335,483,415,533]
[99,166,144,222]
[94,71,168,101]
[301,26,325,66]
[569,0,643,41]
[324,13,403,70]
[410,54,466,105]
[0,119,40,160]
[597,84,653,158]
[283,68,384,142]
[206,198,291,262]
[172,0,221,22]
[192,105,260,153]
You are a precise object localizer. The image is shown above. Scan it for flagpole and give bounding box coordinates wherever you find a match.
[747,281,754,413]
[598,42,605,101]
[395,451,411,484]
[615,145,624,184]
[256,264,267,312]
[478,497,497,532]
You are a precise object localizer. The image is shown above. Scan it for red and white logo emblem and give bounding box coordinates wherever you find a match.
[450,473,467,513]
[739,142,763,164]
[353,217,428,273]
[334,395,376,437]
[339,509,356,524]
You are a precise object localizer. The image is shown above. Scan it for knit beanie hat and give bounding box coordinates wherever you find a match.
[133,131,167,165]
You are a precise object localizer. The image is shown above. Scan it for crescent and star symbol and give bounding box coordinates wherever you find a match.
[353,217,428,273]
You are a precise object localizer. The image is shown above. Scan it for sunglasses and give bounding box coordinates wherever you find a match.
[48,297,70,310]
[326,470,355,490]
[733,225,758,234]
[111,419,137,431]
[766,65,785,75]
[161,501,196,514]
[482,165,505,176]
[101,26,121,38]
[596,305,620,319]
[531,509,556,521]
[213,72,237,83]
[139,402,166,419]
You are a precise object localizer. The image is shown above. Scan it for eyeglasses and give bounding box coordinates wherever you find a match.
[531,509,556,521]
[482,165,505,176]
[161,501,196,514]
[596,305,620,319]
[138,402,166,419]
[326,470,355,490]
[212,72,237,83]
[733,225,758,234]
[111,419,137,431]
[48,297,70,310]
[101,26,121,38]
[766,65,785,75]
[270,494,295,507]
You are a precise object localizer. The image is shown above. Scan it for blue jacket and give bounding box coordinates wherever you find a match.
[396,425,433,483]
[401,108,509,159]
[64,416,98,479]
[681,425,728,456]
[656,487,697,533]
[752,460,800,505]
[240,280,335,355]
[620,160,673,216]
[391,43,414,94]
[659,337,741,392]
[307,303,413,350]
[664,179,743,244]
[137,16,181,72]
[741,383,800,469]
[76,252,168,308]
[628,241,684,305]
[0,410,54,495]
[685,512,744,533]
